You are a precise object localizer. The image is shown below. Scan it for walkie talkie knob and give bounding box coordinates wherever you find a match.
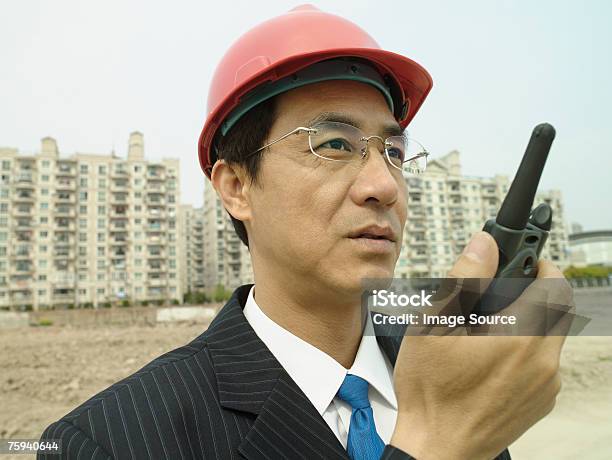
[528,203,553,231]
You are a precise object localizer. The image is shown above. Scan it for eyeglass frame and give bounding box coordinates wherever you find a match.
[244,122,429,174]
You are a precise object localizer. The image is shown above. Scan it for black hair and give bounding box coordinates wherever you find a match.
[213,97,277,248]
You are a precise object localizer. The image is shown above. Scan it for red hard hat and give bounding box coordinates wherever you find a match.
[198,4,433,179]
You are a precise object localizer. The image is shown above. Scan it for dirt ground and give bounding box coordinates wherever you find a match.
[1,324,611,459]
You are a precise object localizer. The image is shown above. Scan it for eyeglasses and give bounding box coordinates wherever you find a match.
[247,121,429,175]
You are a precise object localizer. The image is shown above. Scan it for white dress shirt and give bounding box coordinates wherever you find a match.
[243,285,398,447]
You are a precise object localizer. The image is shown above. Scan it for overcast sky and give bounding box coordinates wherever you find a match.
[1,0,610,231]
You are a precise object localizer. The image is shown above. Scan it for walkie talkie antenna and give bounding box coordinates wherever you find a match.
[496,123,556,230]
[474,122,557,315]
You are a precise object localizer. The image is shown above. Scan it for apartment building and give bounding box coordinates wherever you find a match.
[395,150,569,278]
[179,204,205,294]
[0,133,183,310]
[202,180,253,292]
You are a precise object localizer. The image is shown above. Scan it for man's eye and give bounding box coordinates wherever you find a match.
[387,147,403,160]
[320,139,352,151]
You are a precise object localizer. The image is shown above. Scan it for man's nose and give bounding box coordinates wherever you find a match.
[349,142,400,207]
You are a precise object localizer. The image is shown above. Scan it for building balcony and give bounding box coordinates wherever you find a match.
[52,291,76,302]
[147,265,166,273]
[10,291,33,302]
[146,170,165,181]
[15,173,34,183]
[55,194,76,203]
[147,207,165,216]
[111,180,129,191]
[147,183,166,192]
[54,208,76,218]
[56,165,76,177]
[12,207,33,216]
[482,187,497,196]
[14,192,35,202]
[15,220,33,229]
[110,213,128,220]
[147,277,166,287]
[146,225,165,232]
[56,180,75,190]
[10,265,34,275]
[110,194,128,204]
[111,168,129,178]
[11,253,32,261]
[110,222,129,232]
[55,223,76,232]
[15,231,33,242]
[111,237,128,245]
[147,235,164,244]
[54,251,75,259]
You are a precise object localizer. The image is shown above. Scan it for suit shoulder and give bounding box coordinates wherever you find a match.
[39,330,223,458]
[38,419,112,459]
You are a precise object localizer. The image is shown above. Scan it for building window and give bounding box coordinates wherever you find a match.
[97,218,105,228]
[98,205,105,214]
[97,233,105,242]
[80,178,88,187]
[1,160,10,170]
[40,202,49,210]
[99,178,106,187]
[80,164,88,174]
[97,288,105,295]
[39,231,48,238]
[40,216,48,224]
[79,205,87,214]
[98,191,105,202]
[42,175,49,181]
[79,219,87,229]
[79,191,88,201]
[98,165,106,174]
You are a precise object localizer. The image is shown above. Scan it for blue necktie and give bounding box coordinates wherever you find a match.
[336,374,385,460]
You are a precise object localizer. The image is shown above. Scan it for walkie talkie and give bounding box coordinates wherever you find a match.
[473,123,556,315]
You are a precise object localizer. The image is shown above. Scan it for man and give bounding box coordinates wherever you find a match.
[39,5,571,459]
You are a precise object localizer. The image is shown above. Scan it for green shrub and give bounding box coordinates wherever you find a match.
[38,318,53,327]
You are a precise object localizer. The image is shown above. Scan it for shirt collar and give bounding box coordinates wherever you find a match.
[243,285,397,415]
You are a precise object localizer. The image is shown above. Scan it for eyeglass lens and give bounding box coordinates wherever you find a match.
[307,121,427,174]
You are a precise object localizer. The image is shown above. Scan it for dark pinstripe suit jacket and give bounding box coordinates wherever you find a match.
[39,284,511,459]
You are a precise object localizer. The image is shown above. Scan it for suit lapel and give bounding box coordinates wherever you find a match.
[206,285,348,459]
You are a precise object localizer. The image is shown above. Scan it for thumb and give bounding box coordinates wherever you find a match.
[447,231,499,279]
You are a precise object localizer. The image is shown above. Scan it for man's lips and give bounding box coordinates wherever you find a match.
[348,225,397,242]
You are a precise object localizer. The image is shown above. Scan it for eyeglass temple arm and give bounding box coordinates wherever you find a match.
[244,127,313,158]
[404,151,429,163]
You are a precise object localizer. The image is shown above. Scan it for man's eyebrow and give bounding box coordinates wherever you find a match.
[304,112,404,137]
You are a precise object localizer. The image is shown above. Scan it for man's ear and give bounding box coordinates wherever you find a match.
[210,160,252,222]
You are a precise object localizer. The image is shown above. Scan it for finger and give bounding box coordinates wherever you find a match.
[443,232,500,318]
[447,231,499,279]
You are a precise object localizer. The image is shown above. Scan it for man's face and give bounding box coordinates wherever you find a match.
[246,80,408,298]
